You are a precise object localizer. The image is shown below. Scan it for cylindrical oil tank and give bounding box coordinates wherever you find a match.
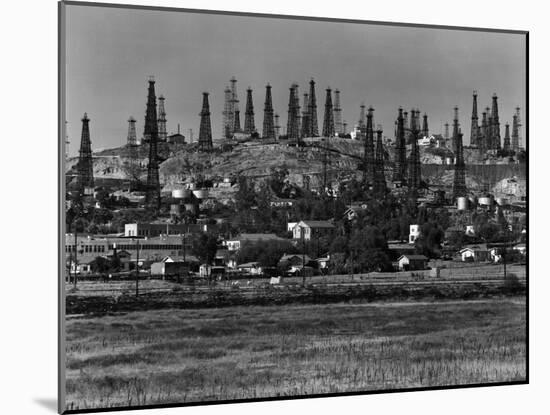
[478,196,492,206]
[468,195,477,208]
[496,197,509,206]
[172,189,185,199]
[457,197,468,211]
[193,188,209,199]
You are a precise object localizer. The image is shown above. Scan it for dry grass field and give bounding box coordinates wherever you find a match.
[65,298,526,411]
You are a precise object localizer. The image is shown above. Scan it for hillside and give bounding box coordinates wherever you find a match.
[67,139,526,196]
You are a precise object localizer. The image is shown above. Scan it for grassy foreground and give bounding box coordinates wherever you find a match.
[65,298,526,411]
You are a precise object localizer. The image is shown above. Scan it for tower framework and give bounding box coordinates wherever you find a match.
[515,107,522,150]
[144,78,160,212]
[511,113,519,152]
[322,88,335,138]
[470,91,479,147]
[392,107,407,184]
[333,89,343,135]
[362,106,375,185]
[274,113,281,140]
[408,112,421,193]
[262,84,275,139]
[490,94,501,150]
[301,93,310,138]
[453,130,467,198]
[244,87,255,135]
[157,95,167,142]
[503,123,511,152]
[374,125,386,195]
[223,86,232,139]
[286,84,301,142]
[127,116,137,146]
[422,113,429,139]
[198,92,213,151]
[77,112,94,192]
[307,79,319,137]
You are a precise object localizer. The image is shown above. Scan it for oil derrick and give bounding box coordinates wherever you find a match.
[470,91,479,147]
[515,107,523,150]
[222,86,232,139]
[408,113,421,194]
[333,89,343,135]
[262,84,275,139]
[274,113,281,140]
[392,107,407,185]
[244,87,255,135]
[490,94,501,150]
[362,106,375,185]
[374,125,386,195]
[511,112,519,152]
[198,92,213,151]
[503,123,511,152]
[453,129,467,198]
[307,78,319,137]
[234,105,242,133]
[76,112,94,192]
[321,137,331,193]
[342,120,348,135]
[358,103,366,130]
[157,95,167,142]
[286,84,301,142]
[230,77,239,135]
[322,88,335,138]
[127,116,137,146]
[301,93,310,138]
[480,110,488,153]
[126,116,140,186]
[144,77,160,211]
[484,106,491,149]
[451,106,460,154]
[403,111,410,144]
[422,113,429,138]
[444,123,450,140]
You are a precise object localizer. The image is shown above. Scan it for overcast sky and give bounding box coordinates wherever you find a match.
[64,3,526,156]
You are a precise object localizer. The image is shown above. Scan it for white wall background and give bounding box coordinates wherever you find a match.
[0,0,545,414]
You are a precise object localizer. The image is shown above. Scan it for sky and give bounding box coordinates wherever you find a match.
[64,3,526,156]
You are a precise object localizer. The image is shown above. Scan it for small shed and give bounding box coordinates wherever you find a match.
[397,254,428,271]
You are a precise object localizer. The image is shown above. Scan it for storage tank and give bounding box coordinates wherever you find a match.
[457,197,468,211]
[478,196,493,206]
[496,197,509,206]
[193,188,209,199]
[172,189,185,199]
[468,195,478,208]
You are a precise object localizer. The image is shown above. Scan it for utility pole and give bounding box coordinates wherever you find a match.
[135,238,140,297]
[301,226,306,287]
[73,228,78,288]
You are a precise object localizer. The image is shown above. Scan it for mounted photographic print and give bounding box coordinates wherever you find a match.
[59,1,528,413]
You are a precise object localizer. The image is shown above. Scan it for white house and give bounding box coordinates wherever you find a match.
[409,224,420,244]
[225,233,285,251]
[459,244,489,262]
[292,220,335,241]
[237,262,263,275]
[397,254,428,271]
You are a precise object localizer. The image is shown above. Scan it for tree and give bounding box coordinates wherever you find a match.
[190,233,218,265]
[415,222,444,258]
[236,240,298,268]
[235,176,256,211]
[347,226,391,273]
